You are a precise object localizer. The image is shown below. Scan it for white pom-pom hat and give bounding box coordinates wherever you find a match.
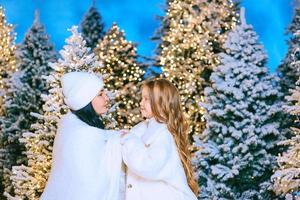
[61,72,104,111]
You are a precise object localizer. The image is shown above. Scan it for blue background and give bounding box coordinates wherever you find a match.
[0,0,295,72]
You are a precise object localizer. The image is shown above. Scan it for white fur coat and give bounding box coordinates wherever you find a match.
[121,118,197,200]
[40,112,124,200]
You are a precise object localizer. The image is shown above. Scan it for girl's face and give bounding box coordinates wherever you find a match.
[140,87,153,119]
[91,90,109,115]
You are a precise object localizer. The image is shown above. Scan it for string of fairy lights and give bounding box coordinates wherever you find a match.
[0,7,17,116]
[94,23,144,129]
[0,8,18,197]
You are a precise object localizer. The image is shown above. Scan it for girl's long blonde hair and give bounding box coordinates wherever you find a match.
[143,79,199,195]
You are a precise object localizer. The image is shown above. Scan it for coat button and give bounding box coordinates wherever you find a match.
[127,184,132,189]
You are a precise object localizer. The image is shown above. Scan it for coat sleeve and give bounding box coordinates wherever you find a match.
[104,131,124,200]
[105,129,121,139]
[121,130,172,180]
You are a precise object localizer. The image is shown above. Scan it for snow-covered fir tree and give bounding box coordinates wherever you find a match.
[277,1,300,97]
[193,9,283,199]
[272,83,300,198]
[155,0,238,141]
[94,23,145,129]
[275,2,300,147]
[0,11,57,198]
[0,6,17,199]
[271,2,300,198]
[80,0,105,49]
[6,26,101,200]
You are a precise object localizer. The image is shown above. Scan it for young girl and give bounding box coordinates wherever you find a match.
[121,79,198,200]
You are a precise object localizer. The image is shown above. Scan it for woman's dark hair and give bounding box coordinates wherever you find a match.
[71,102,104,129]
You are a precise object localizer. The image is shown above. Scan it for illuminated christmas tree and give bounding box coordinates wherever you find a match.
[0,6,17,199]
[94,23,145,129]
[6,26,101,200]
[155,0,238,141]
[0,6,17,115]
[0,11,56,199]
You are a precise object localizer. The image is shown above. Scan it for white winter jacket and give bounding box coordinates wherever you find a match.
[121,118,197,200]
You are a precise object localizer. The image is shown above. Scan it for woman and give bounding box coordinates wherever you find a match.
[41,72,123,200]
[121,79,198,200]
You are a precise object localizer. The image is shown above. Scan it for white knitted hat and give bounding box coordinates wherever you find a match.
[61,72,104,111]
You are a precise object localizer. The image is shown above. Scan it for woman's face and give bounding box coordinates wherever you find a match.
[140,87,153,119]
[91,90,109,115]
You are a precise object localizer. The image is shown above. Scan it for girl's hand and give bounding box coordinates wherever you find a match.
[120,129,129,138]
